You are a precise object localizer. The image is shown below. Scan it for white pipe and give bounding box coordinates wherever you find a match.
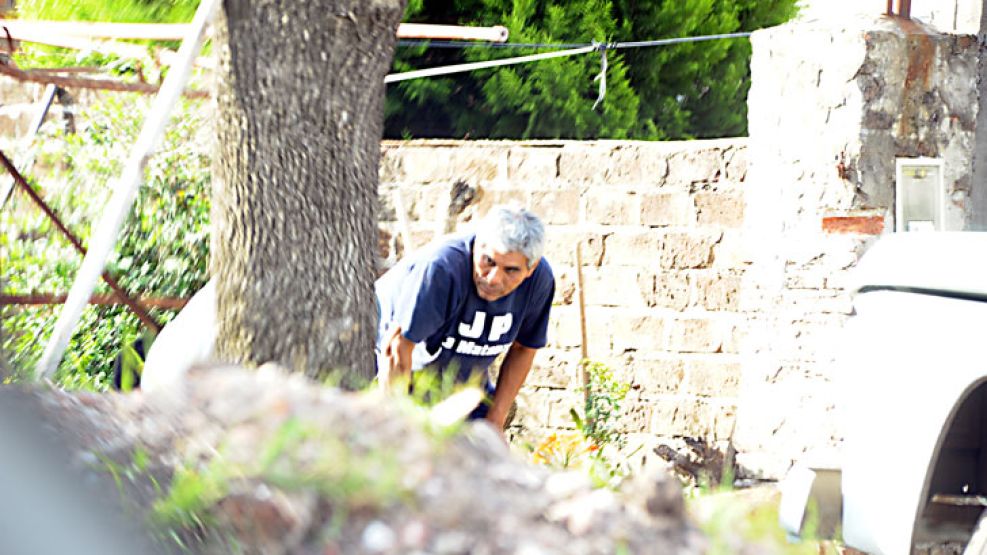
[35,0,219,380]
[398,23,508,42]
[1,20,507,42]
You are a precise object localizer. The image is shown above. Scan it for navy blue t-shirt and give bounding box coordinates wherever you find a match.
[375,233,555,385]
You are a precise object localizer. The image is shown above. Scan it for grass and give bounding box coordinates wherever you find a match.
[688,479,842,555]
[14,0,198,23]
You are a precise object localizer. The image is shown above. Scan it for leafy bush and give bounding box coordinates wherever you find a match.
[387,0,799,140]
[11,0,198,70]
[530,359,633,488]
[1,94,211,389]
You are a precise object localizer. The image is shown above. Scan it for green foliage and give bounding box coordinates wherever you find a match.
[573,359,630,450]
[12,0,199,70]
[16,0,198,23]
[387,0,798,139]
[530,359,633,488]
[1,94,211,389]
[152,418,409,545]
[691,488,836,555]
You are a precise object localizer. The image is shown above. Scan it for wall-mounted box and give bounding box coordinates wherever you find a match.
[895,158,945,232]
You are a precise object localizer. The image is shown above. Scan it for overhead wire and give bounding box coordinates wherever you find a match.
[395,31,753,51]
[386,31,755,106]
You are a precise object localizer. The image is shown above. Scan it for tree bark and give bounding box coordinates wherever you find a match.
[212,0,405,386]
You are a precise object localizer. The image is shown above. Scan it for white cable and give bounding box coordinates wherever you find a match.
[384,44,597,83]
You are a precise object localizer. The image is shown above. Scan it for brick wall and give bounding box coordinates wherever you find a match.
[378,139,749,463]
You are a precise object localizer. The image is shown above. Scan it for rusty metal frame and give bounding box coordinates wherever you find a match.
[0,63,209,98]
[888,0,912,19]
[0,294,188,310]
[0,150,162,332]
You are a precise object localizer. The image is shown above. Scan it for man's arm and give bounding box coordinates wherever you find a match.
[486,341,538,429]
[380,326,415,392]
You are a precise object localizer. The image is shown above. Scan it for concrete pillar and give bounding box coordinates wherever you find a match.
[736,15,979,478]
[971,5,987,230]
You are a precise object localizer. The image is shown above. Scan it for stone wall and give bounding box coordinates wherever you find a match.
[377,139,749,464]
[737,15,979,476]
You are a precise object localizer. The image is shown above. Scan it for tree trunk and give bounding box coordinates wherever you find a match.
[212,0,405,387]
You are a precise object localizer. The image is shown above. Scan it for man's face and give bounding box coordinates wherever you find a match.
[472,239,538,301]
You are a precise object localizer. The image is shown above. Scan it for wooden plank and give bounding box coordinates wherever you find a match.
[0,63,209,98]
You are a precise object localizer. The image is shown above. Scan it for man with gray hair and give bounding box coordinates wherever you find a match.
[376,204,555,428]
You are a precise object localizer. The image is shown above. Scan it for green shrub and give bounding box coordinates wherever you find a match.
[1,94,211,389]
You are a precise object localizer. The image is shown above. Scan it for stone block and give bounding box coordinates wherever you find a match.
[527,349,580,389]
[405,229,435,253]
[647,271,691,311]
[515,387,553,428]
[582,267,649,307]
[558,145,613,183]
[784,270,827,290]
[398,147,505,183]
[695,193,745,228]
[530,190,580,225]
[649,398,734,440]
[659,231,721,269]
[508,147,561,182]
[723,145,748,182]
[584,190,640,225]
[552,266,577,306]
[615,402,653,433]
[665,148,725,187]
[666,317,723,353]
[683,358,742,397]
[721,322,744,355]
[542,231,605,267]
[378,146,403,183]
[412,183,454,222]
[610,312,664,353]
[468,187,531,219]
[628,359,684,394]
[691,271,742,311]
[607,145,669,185]
[711,231,752,269]
[547,306,612,355]
[602,231,662,265]
[548,307,583,348]
[391,147,446,183]
[546,389,582,429]
[640,192,695,227]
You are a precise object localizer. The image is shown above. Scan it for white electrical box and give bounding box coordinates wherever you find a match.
[895,158,944,232]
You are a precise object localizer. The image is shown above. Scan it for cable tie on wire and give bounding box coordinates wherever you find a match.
[592,41,608,111]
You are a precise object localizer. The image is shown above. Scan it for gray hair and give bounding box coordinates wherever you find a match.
[476,204,545,267]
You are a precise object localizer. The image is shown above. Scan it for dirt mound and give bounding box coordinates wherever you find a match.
[0,365,704,554]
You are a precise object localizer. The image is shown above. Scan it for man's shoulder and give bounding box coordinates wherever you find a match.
[422,232,473,263]
[376,233,472,288]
